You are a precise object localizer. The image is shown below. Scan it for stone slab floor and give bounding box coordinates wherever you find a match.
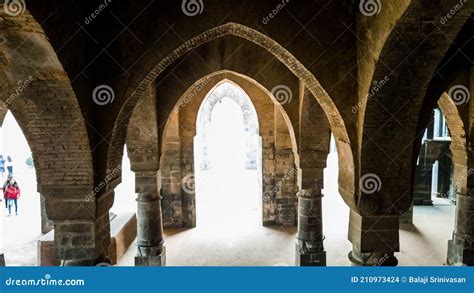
[117,154,456,266]
[0,153,456,266]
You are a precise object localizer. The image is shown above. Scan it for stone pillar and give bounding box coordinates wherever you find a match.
[135,171,166,266]
[447,192,474,265]
[0,254,5,266]
[295,166,326,266]
[348,210,399,266]
[40,194,54,234]
[274,105,297,226]
[399,202,413,224]
[295,178,326,266]
[58,212,112,266]
[42,186,114,266]
[413,164,433,205]
[434,153,452,198]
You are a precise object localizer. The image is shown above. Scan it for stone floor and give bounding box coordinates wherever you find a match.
[116,198,455,266]
[117,154,456,266]
[0,153,457,266]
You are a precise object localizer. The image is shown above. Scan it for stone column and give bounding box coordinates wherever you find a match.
[348,210,399,266]
[135,171,166,266]
[447,191,474,265]
[295,170,326,266]
[413,164,433,205]
[434,152,452,198]
[40,194,54,234]
[41,185,114,266]
[58,212,112,266]
[399,202,413,224]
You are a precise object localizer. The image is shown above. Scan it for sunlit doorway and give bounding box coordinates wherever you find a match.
[194,82,262,231]
[0,111,41,266]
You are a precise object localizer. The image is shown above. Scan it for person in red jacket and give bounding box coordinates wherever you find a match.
[3,175,20,216]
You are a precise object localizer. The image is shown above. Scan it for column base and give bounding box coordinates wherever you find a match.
[348,250,398,266]
[135,246,166,266]
[295,242,326,266]
[447,240,474,266]
[62,255,111,266]
[400,205,413,224]
[0,254,5,266]
[413,198,433,206]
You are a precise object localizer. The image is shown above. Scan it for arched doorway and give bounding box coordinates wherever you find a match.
[400,91,466,265]
[153,74,299,266]
[194,82,262,228]
[0,110,41,266]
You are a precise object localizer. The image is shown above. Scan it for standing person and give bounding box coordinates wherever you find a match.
[0,155,5,181]
[4,175,20,216]
[6,156,12,176]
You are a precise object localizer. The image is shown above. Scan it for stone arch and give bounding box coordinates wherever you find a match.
[109,22,354,205]
[0,10,93,193]
[437,92,468,196]
[359,2,471,215]
[159,70,299,227]
[0,8,97,262]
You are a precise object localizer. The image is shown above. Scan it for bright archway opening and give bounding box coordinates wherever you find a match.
[194,82,262,231]
[0,111,41,266]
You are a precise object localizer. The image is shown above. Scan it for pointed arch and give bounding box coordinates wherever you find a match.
[110,23,354,204]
